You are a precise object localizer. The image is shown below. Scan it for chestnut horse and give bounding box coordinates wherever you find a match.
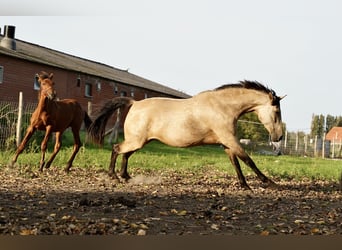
[88,81,284,189]
[12,71,92,172]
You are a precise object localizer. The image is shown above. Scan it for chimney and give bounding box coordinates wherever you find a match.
[0,25,16,50]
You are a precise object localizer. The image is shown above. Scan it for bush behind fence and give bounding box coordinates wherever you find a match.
[1,100,341,159]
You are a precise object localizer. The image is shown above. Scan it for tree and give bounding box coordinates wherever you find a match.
[237,113,269,141]
[310,114,325,137]
[311,114,342,135]
[326,114,336,133]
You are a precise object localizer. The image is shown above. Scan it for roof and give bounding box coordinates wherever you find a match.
[0,35,190,99]
[326,127,342,141]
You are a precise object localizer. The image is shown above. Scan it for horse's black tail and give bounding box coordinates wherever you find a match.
[87,97,134,145]
[83,111,93,131]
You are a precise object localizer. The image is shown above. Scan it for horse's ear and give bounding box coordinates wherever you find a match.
[279,94,287,100]
[49,73,54,79]
[268,92,275,101]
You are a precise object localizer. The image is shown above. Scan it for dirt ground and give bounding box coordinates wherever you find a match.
[0,164,341,235]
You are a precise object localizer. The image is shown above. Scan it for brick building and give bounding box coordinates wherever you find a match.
[0,25,190,115]
[326,127,342,142]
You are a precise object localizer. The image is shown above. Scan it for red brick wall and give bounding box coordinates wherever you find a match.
[0,55,64,103]
[0,55,173,116]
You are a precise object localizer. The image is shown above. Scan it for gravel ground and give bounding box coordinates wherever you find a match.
[0,165,341,235]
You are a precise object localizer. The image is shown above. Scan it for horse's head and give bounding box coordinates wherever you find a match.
[36,71,56,100]
[255,91,285,143]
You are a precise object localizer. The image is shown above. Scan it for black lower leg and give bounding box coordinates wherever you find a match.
[231,156,250,190]
[240,155,278,188]
[120,151,133,180]
[109,144,120,179]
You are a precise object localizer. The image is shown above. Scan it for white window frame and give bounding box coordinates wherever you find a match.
[0,66,4,84]
[33,74,40,90]
[85,83,92,97]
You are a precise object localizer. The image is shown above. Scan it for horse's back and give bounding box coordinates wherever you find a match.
[130,97,191,117]
[124,97,219,147]
[57,99,82,111]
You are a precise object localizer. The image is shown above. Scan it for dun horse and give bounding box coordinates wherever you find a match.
[88,81,285,189]
[12,71,92,172]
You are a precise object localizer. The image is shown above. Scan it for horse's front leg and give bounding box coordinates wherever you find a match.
[45,131,63,170]
[12,126,36,165]
[237,148,278,188]
[224,148,251,190]
[39,126,53,171]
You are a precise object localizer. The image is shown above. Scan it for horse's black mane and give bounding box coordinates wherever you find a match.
[215,80,276,96]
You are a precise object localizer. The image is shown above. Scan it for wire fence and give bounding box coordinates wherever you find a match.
[0,98,341,159]
[0,99,37,150]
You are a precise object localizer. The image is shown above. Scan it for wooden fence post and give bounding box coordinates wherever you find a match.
[87,101,92,116]
[284,130,287,149]
[16,92,23,147]
[332,138,335,158]
[304,135,308,155]
[322,133,326,158]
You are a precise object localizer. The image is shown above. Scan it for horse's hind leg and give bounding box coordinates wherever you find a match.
[108,144,120,180]
[109,139,145,181]
[12,126,36,165]
[64,128,81,172]
[120,151,135,180]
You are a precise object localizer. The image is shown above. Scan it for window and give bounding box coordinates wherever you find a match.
[144,93,148,99]
[85,83,92,97]
[77,75,81,87]
[96,81,101,92]
[130,88,135,97]
[0,66,3,83]
[114,85,118,95]
[33,74,40,90]
[120,91,127,96]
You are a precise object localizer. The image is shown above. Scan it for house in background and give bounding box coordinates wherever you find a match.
[0,25,190,115]
[326,127,342,142]
[325,126,342,158]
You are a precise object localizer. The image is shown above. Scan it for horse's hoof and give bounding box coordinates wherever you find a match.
[109,172,120,183]
[113,178,120,184]
[241,184,252,191]
[265,180,279,189]
[120,173,131,181]
[39,162,46,171]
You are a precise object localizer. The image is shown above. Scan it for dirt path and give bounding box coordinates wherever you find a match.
[0,165,340,235]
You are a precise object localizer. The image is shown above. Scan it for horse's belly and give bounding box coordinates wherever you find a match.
[151,125,219,148]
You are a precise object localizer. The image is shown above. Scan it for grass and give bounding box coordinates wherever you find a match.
[1,131,341,181]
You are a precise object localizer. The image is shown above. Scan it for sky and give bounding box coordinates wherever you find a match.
[1,0,342,132]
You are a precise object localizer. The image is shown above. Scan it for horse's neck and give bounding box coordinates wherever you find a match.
[214,89,266,116]
[36,95,55,115]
